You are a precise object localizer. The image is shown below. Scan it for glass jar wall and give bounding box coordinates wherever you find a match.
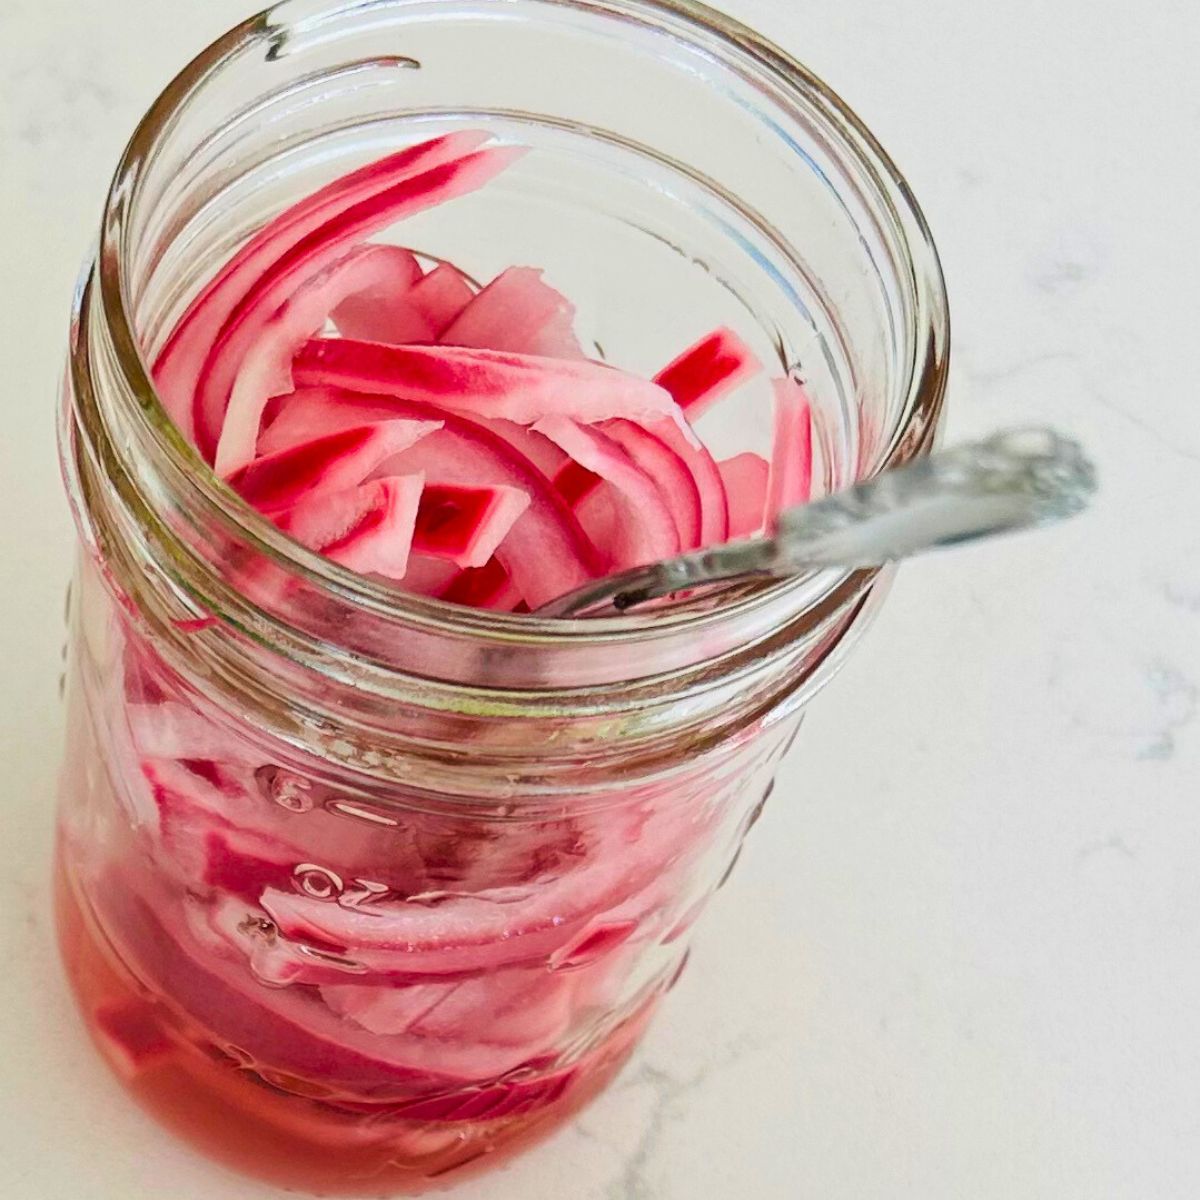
[55,1,947,1192]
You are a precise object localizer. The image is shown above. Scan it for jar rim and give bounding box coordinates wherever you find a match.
[90,0,950,654]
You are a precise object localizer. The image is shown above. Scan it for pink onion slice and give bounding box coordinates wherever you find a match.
[534,416,679,569]
[100,871,519,1091]
[650,420,729,547]
[437,558,521,611]
[256,813,677,976]
[293,338,685,432]
[649,337,742,544]
[142,758,309,901]
[229,419,439,513]
[255,387,367,455]
[440,266,584,359]
[334,260,476,344]
[258,389,601,607]
[602,419,703,549]
[397,555,461,597]
[215,244,424,477]
[766,377,814,518]
[142,757,436,907]
[411,483,530,569]
[322,968,573,1052]
[717,452,770,539]
[467,416,570,481]
[192,144,525,459]
[548,919,639,972]
[127,700,244,764]
[153,129,490,441]
[379,424,599,607]
[276,475,425,580]
[92,999,176,1080]
[654,326,761,418]
[549,418,703,550]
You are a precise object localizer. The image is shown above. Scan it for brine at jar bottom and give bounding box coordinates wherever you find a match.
[55,852,667,1196]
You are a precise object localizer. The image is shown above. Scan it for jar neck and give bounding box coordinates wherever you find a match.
[65,270,883,788]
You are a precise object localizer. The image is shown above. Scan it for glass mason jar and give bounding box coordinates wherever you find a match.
[55,0,948,1193]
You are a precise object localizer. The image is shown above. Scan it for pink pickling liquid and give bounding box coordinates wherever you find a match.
[56,850,663,1196]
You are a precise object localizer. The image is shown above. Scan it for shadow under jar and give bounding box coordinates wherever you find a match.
[54,0,948,1193]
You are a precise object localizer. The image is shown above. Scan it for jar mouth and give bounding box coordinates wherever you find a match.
[90,0,949,651]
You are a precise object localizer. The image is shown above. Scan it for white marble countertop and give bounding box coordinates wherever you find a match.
[2,1,1198,1197]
